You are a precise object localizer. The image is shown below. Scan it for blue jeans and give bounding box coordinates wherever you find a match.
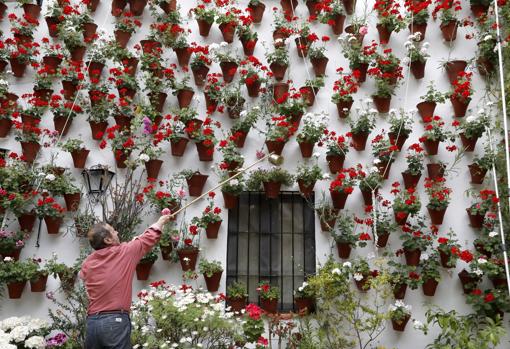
[86,313,132,349]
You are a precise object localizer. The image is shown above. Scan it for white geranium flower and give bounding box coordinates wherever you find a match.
[353,273,363,281]
[322,173,330,180]
[45,174,56,181]
[139,154,150,162]
[484,34,493,41]
[466,116,476,123]
[412,319,425,331]
[220,41,228,47]
[421,253,429,261]
[477,258,487,264]
[473,268,484,276]
[422,42,430,48]
[489,231,498,237]
[3,257,12,262]
[24,336,46,349]
[478,108,485,114]
[343,261,351,268]
[373,158,382,165]
[239,110,247,117]
[331,268,342,275]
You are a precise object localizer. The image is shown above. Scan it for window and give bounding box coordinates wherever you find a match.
[226,191,316,311]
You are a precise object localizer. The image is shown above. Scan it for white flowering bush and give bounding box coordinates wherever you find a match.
[131,282,247,348]
[0,316,51,349]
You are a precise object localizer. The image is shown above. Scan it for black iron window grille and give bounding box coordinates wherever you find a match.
[226,191,316,312]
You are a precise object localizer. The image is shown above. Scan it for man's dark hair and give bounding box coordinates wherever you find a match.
[88,223,112,250]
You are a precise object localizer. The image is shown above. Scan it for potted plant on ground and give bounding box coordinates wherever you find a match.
[227,281,248,313]
[348,101,377,150]
[417,82,446,120]
[331,68,359,118]
[295,162,324,198]
[193,192,222,239]
[374,0,406,44]
[452,112,489,152]
[424,177,452,225]
[176,224,200,271]
[60,139,89,169]
[391,182,421,225]
[449,71,473,117]
[389,300,412,331]
[294,281,315,314]
[257,280,280,313]
[199,259,223,292]
[399,217,433,266]
[329,167,358,209]
[246,168,294,199]
[296,112,328,158]
[0,257,32,298]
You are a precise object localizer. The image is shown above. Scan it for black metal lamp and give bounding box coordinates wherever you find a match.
[82,165,115,199]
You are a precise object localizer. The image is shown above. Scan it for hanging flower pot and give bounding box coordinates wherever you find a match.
[220,61,238,83]
[0,2,7,20]
[219,22,237,43]
[88,0,101,12]
[263,181,282,199]
[376,24,392,44]
[326,154,345,173]
[114,150,130,168]
[20,141,41,163]
[438,249,454,268]
[204,271,222,292]
[422,139,439,155]
[300,86,316,107]
[280,0,298,13]
[2,248,21,261]
[44,216,63,234]
[404,248,421,266]
[422,278,438,296]
[0,118,12,137]
[394,211,409,225]
[265,140,285,155]
[426,163,445,179]
[61,80,78,100]
[145,159,163,179]
[336,242,352,259]
[135,260,154,281]
[122,57,138,75]
[298,140,314,158]
[89,121,108,140]
[148,92,167,113]
[320,215,336,232]
[129,0,148,16]
[310,56,328,77]
[191,65,209,86]
[222,191,239,209]
[477,57,494,77]
[297,179,315,198]
[392,315,411,332]
[336,99,353,119]
[118,86,136,99]
[82,22,98,41]
[295,297,315,314]
[458,269,480,294]
[295,37,309,58]
[260,298,278,313]
[240,37,258,56]
[354,274,370,291]
[409,22,427,41]
[53,116,73,136]
[33,87,53,102]
[228,297,247,313]
[445,61,467,84]
[70,46,86,61]
[372,95,391,113]
[355,63,369,83]
[410,59,426,79]
[9,58,27,77]
[160,244,173,260]
[7,281,26,299]
[342,0,356,15]
[174,46,191,67]
[0,59,7,73]
[246,79,262,97]
[114,114,132,131]
[30,274,48,292]
[388,132,407,151]
[177,247,199,271]
[204,93,218,113]
[70,148,89,169]
[428,207,446,225]
[45,17,61,37]
[489,276,507,289]
[460,133,478,152]
[22,3,41,18]
[195,142,214,161]
[248,1,265,23]
[111,0,127,15]
[416,101,436,121]
[360,188,377,206]
[402,172,421,189]
[376,231,390,248]
[269,62,288,81]
[64,193,81,212]
[440,20,457,42]
[330,13,346,35]
[450,96,469,117]
[330,190,349,210]
[140,40,162,54]
[169,137,188,157]
[114,30,131,49]
[376,161,392,179]
[205,220,222,239]
[18,211,37,233]
[197,19,213,36]
[351,131,369,151]
[393,283,407,300]
[232,130,248,148]
[185,172,208,196]
[468,164,487,184]
[177,88,194,108]
[273,82,289,101]
[466,208,484,228]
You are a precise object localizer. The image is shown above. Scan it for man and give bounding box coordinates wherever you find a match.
[80,214,172,348]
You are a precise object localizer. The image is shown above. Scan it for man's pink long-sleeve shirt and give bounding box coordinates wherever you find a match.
[79,225,162,315]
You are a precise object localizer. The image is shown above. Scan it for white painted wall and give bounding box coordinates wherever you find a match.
[1,0,509,347]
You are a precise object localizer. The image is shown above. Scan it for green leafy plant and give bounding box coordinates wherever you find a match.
[198,259,223,277]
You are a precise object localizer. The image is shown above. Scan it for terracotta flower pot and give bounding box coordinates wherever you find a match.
[376,23,392,44]
[445,60,467,84]
[428,207,446,225]
[160,244,173,260]
[265,140,285,156]
[376,161,392,179]
[270,62,288,81]
[422,278,438,296]
[145,159,163,179]
[177,248,199,271]
[372,95,391,113]
[438,249,455,268]
[351,132,369,151]
[458,269,480,294]
[53,116,73,136]
[18,211,37,233]
[297,179,315,198]
[114,150,130,168]
[393,283,407,300]
[228,297,247,313]
[232,130,248,148]
[320,216,336,232]
[2,248,21,261]
[392,315,410,332]
[129,0,148,16]
[118,86,136,99]
[88,0,101,12]
[468,163,487,184]
[244,79,261,97]
[263,181,282,199]
[220,61,238,83]
[440,20,458,42]
[30,274,48,292]
[205,220,221,239]
[466,208,484,228]
[22,4,41,18]
[273,82,289,102]
[260,298,278,314]
[376,231,390,248]
[62,80,78,100]
[0,2,7,20]
[410,59,426,79]
[298,140,314,158]
[219,22,237,43]
[326,154,345,174]
[174,46,191,67]
[450,96,470,117]
[70,46,86,61]
[9,58,27,77]
[240,37,258,56]
[300,86,316,106]
[7,281,26,299]
[186,173,208,196]
[409,22,427,41]
[342,0,356,15]
[114,114,131,130]
[460,133,478,152]
[402,172,421,189]
[477,57,494,77]
[204,271,222,292]
[0,59,7,73]
[122,57,138,75]
[58,272,77,290]
[45,16,61,37]
[114,30,131,48]
[404,248,421,266]
[135,261,154,281]
[222,191,239,209]
[388,132,408,151]
[329,13,346,35]
[336,242,352,259]
[44,216,63,234]
[0,118,12,137]
[147,92,167,113]
[489,276,507,289]
[139,40,162,54]
[422,139,439,155]
[354,275,370,291]
[336,99,353,119]
[170,137,188,156]
[394,211,409,225]
[427,163,445,179]
[69,148,89,169]
[294,297,315,314]
[20,141,41,163]
[191,65,209,87]
[33,88,53,102]
[177,88,194,108]
[64,193,81,212]
[280,0,298,13]
[248,2,265,23]
[197,19,213,36]
[89,121,108,140]
[330,190,349,209]
[204,92,218,113]
[416,101,436,121]
[360,188,377,206]
[82,22,98,41]
[356,63,369,83]
[195,142,214,161]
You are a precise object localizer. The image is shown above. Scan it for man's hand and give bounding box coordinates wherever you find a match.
[155,214,173,229]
